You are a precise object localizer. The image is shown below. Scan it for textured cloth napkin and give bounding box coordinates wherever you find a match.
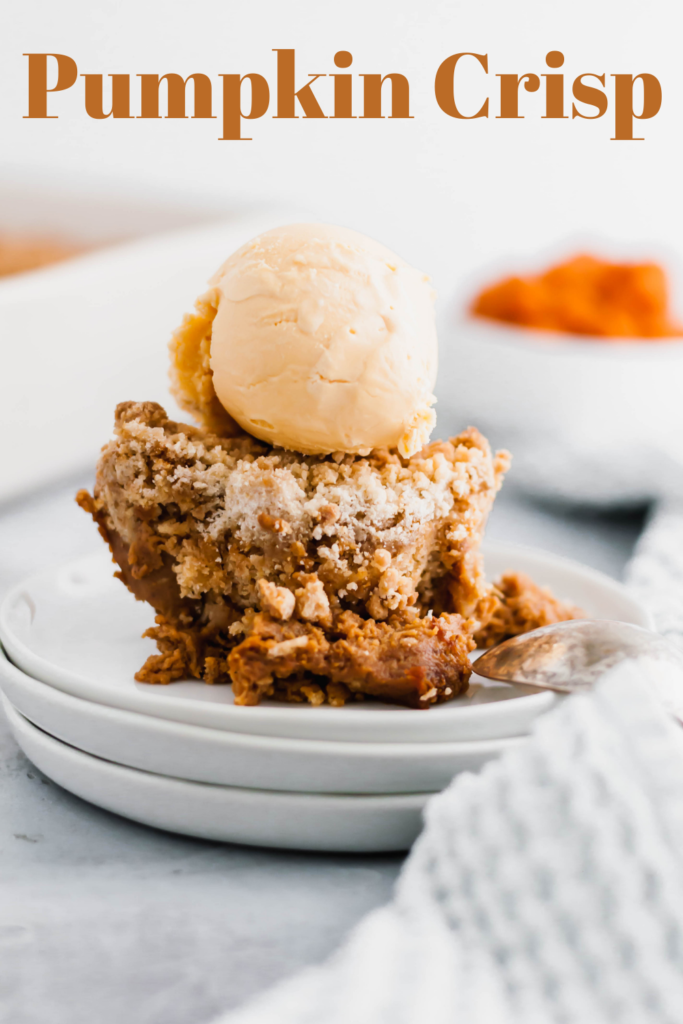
[216,658,683,1024]
[627,499,683,655]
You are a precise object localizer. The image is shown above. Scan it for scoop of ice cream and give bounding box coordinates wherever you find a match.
[204,223,437,456]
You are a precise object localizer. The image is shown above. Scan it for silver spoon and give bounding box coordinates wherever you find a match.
[473,619,683,719]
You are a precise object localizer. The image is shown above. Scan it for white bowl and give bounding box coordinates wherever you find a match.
[0,649,520,794]
[437,315,683,507]
[0,543,651,744]
[2,698,430,853]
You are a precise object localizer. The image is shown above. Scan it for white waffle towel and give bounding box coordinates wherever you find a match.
[216,658,683,1024]
[627,500,683,655]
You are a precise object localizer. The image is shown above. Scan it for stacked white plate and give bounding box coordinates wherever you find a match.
[0,543,651,852]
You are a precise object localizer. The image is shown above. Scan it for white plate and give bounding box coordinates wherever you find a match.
[2,698,429,853]
[0,542,651,744]
[0,647,518,794]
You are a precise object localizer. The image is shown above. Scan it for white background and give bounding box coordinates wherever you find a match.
[3,0,682,298]
[1,0,683,500]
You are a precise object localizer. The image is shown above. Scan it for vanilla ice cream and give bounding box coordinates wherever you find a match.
[172,224,438,456]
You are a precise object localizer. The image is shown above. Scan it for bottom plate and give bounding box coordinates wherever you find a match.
[3,696,431,853]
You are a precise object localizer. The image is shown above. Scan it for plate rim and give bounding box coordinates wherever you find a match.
[0,540,652,741]
[3,696,433,851]
[3,696,432,807]
[0,645,523,759]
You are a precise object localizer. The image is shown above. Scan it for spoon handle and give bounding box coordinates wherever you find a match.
[626,497,683,654]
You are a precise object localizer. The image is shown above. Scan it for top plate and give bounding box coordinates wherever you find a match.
[0,542,651,743]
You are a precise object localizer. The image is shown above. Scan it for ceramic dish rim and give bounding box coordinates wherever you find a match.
[0,645,523,761]
[0,541,652,740]
[458,313,683,360]
[3,695,434,808]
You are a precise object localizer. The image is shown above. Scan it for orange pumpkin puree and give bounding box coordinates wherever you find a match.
[472,255,683,339]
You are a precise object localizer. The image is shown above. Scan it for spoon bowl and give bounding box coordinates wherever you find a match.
[474,619,683,718]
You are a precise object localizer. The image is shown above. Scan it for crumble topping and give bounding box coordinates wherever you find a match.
[475,572,584,648]
[257,579,295,621]
[89,401,509,627]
